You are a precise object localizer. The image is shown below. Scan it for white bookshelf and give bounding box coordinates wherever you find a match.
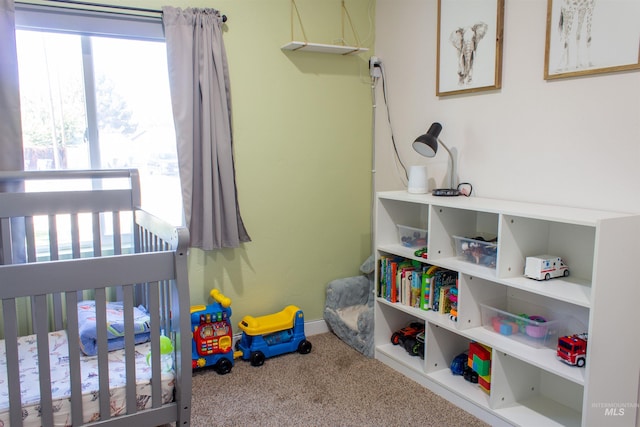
[374,191,640,427]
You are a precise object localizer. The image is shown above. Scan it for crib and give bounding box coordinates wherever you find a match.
[0,169,191,426]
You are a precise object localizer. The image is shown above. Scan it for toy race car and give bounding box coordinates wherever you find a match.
[450,351,468,375]
[410,331,425,359]
[390,322,424,355]
[450,351,479,383]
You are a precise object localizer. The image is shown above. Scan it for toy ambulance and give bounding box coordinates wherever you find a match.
[524,255,569,281]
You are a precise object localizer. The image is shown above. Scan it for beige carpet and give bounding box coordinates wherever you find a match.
[189,332,489,426]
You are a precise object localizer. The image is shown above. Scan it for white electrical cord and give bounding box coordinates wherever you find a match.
[370,67,378,257]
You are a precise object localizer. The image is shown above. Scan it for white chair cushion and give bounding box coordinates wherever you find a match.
[335,304,369,332]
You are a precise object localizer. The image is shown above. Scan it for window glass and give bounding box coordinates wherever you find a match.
[15,25,182,226]
[17,31,87,170]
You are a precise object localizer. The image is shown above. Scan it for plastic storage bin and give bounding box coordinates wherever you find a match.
[397,225,427,248]
[453,234,497,268]
[480,301,563,349]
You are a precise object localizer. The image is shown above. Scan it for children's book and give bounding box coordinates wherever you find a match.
[420,265,439,311]
[438,284,455,314]
[390,260,399,302]
[410,270,422,308]
[378,256,388,298]
[431,269,457,312]
[390,258,412,303]
[378,256,403,300]
[399,264,415,305]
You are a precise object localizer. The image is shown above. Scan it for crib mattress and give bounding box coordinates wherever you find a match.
[0,330,175,426]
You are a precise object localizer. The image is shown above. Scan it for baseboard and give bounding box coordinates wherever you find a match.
[304,319,330,336]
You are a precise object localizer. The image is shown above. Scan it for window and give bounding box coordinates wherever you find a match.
[14,5,182,226]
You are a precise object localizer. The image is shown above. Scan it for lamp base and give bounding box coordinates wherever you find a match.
[432,188,460,197]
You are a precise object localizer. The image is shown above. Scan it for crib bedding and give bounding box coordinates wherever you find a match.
[0,330,175,426]
[77,300,152,356]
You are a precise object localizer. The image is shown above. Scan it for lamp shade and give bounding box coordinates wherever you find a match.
[412,122,442,158]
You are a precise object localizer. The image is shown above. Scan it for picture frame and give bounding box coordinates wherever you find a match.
[544,0,640,80]
[436,0,504,96]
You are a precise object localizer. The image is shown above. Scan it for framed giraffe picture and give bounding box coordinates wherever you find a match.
[436,0,505,96]
[544,0,640,79]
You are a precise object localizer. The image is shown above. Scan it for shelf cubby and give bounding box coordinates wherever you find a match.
[425,324,492,410]
[499,215,595,308]
[429,206,499,262]
[376,197,428,249]
[456,274,504,330]
[490,351,583,427]
[374,191,640,427]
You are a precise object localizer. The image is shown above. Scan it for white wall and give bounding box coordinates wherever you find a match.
[374,0,640,213]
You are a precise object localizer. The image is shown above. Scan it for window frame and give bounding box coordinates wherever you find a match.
[14,4,183,233]
[15,3,166,170]
[14,3,164,41]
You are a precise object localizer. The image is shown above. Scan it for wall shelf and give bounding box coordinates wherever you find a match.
[281,41,368,55]
[283,0,367,56]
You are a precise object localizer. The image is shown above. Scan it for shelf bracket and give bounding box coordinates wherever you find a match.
[340,0,362,50]
[289,0,309,49]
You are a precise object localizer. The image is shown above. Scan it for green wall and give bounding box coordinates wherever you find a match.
[127,0,375,322]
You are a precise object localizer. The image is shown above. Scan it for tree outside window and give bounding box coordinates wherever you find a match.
[16,30,182,226]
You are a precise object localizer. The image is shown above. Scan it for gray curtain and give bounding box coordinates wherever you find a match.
[162,7,250,250]
[0,0,23,172]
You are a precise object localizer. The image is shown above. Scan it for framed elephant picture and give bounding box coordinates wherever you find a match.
[544,0,640,80]
[436,0,504,96]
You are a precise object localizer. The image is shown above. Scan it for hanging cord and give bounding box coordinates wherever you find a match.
[341,0,362,48]
[377,63,409,184]
[290,0,363,51]
[370,70,378,257]
[358,0,375,48]
[290,0,309,45]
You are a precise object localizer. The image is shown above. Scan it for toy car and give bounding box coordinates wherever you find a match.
[235,305,312,366]
[410,331,425,359]
[450,350,481,383]
[463,366,479,383]
[450,351,468,375]
[525,255,570,281]
[390,322,424,354]
[557,333,587,367]
[413,247,428,259]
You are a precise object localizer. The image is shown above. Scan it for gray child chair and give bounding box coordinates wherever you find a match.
[323,256,375,357]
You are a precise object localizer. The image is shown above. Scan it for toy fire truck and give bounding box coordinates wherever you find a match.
[557,333,587,367]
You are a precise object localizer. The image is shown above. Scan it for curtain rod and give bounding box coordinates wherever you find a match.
[15,0,228,22]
